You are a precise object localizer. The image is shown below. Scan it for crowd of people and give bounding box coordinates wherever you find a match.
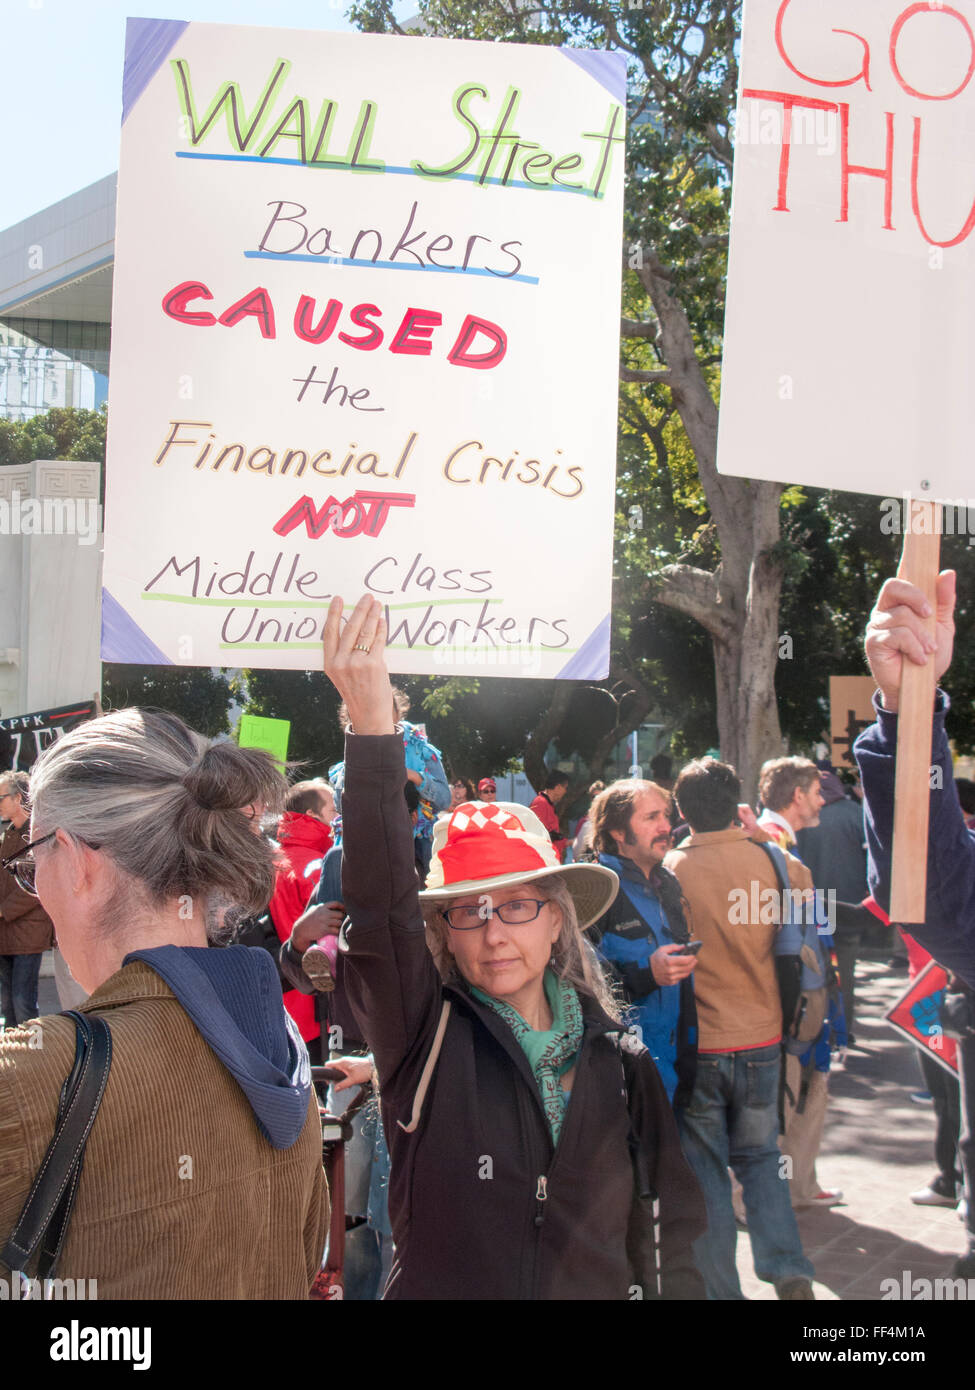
[0,569,973,1301]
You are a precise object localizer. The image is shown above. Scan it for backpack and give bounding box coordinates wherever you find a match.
[760,841,830,1054]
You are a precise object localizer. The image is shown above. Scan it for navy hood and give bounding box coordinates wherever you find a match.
[123,944,312,1149]
[819,770,848,807]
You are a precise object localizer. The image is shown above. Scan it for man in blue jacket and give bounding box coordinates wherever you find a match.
[587,779,698,1105]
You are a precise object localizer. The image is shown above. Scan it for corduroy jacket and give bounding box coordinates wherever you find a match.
[339,732,707,1300]
[0,961,328,1298]
[0,821,55,956]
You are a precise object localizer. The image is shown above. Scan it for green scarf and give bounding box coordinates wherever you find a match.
[471,969,584,1144]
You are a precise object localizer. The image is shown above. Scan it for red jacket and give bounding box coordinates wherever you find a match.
[269,812,334,1042]
[530,793,567,862]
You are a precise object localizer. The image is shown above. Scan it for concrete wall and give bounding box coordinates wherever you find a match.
[0,459,102,718]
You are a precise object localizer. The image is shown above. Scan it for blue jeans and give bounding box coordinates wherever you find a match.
[0,952,43,1027]
[678,1044,814,1299]
[325,1084,392,1301]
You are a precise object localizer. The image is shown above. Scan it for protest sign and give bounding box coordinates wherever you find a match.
[829,675,877,768]
[719,1,970,921]
[885,959,959,1076]
[718,0,975,502]
[102,19,625,679]
[0,700,97,772]
[238,713,290,768]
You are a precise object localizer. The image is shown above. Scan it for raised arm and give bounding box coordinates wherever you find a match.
[322,597,443,1092]
[856,571,975,983]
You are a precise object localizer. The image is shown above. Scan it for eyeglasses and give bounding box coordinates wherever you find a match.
[443,897,549,931]
[2,831,58,896]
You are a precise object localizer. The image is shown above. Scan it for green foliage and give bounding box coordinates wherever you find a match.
[0,406,107,467]
[102,665,233,739]
[391,675,553,779]
[777,492,975,756]
[234,667,552,779]
[235,669,345,776]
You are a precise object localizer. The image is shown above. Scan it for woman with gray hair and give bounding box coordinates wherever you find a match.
[0,708,328,1298]
[322,595,706,1300]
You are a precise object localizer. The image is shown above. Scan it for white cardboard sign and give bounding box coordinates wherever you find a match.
[718,0,975,502]
[102,19,625,677]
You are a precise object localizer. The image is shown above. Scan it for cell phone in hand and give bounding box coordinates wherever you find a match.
[680,941,703,955]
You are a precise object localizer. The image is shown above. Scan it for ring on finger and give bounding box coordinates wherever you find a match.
[353,643,371,653]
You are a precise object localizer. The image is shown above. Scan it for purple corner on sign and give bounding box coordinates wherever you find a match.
[555,614,611,680]
[559,48,627,104]
[101,589,173,665]
[122,17,191,124]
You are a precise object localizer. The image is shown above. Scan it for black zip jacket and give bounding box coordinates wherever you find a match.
[339,732,707,1300]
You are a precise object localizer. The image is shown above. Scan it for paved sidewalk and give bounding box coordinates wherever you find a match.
[737,959,968,1300]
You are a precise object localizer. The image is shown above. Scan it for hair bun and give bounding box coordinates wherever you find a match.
[182,745,261,812]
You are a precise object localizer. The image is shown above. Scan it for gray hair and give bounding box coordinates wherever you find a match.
[28,708,286,930]
[424,875,622,1022]
[0,770,30,801]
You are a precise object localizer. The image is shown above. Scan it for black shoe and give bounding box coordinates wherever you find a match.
[776,1277,815,1300]
[951,1251,975,1280]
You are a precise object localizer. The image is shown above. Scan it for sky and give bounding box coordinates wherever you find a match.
[2,0,413,230]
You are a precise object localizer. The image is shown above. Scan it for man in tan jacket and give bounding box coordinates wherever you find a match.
[665,756,815,1301]
[0,771,54,1025]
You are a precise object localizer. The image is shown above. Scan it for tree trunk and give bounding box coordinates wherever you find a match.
[711,483,786,800]
[584,661,654,784]
[524,667,653,835]
[522,683,573,793]
[636,256,786,801]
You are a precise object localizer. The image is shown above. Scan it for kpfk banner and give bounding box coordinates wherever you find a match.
[102,19,625,679]
[0,701,97,773]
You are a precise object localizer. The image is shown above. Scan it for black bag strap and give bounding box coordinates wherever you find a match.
[1,1011,112,1280]
[616,1037,662,1299]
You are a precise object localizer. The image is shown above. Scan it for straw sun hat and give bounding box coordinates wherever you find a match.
[419,800,618,930]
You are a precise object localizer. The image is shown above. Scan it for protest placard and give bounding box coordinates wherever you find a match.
[885,959,959,1076]
[718,0,975,503]
[829,675,877,768]
[101,19,625,679]
[237,713,290,768]
[719,0,971,920]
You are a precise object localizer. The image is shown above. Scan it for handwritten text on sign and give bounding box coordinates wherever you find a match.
[717,0,975,500]
[102,22,625,676]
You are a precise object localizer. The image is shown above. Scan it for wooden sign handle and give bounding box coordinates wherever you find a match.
[890,503,941,924]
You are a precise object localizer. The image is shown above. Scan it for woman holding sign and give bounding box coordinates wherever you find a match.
[322,595,706,1300]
